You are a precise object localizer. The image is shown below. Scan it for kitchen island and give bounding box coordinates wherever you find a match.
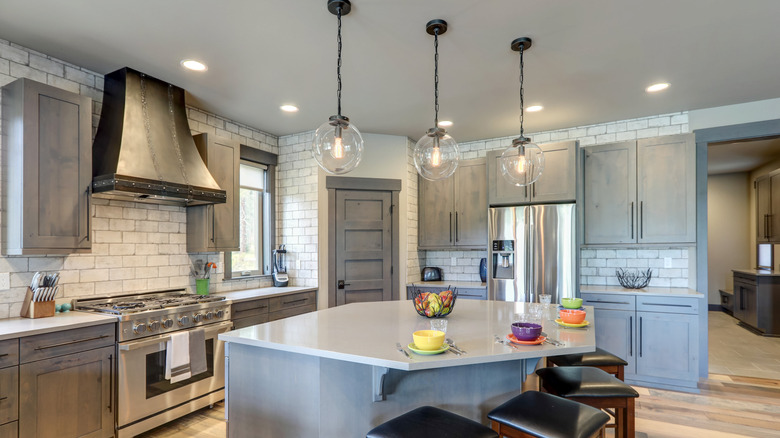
[220,300,596,437]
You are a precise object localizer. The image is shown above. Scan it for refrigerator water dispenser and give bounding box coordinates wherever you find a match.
[491,240,515,279]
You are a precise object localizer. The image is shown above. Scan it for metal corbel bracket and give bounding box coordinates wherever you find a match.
[372,366,390,402]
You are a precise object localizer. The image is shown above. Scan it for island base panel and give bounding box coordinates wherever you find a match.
[226,344,528,438]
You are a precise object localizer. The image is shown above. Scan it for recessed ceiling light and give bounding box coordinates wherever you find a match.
[646,83,670,93]
[438,120,453,127]
[526,105,543,112]
[280,105,299,113]
[180,60,207,71]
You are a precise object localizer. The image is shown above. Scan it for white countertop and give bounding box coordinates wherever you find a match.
[733,269,780,277]
[0,311,117,341]
[408,281,486,289]
[220,300,595,371]
[218,286,317,303]
[580,285,704,297]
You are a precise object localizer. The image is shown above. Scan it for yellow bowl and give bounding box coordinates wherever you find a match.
[412,330,445,351]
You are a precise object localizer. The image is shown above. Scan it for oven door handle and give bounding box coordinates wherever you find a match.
[118,321,234,351]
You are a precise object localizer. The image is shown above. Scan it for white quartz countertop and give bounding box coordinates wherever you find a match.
[220,300,595,371]
[218,286,317,303]
[580,285,704,297]
[407,281,486,289]
[733,269,780,277]
[0,312,117,341]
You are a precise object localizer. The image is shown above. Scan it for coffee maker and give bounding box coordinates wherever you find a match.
[272,245,289,287]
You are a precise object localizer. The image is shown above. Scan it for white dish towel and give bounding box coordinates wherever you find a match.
[165,331,191,383]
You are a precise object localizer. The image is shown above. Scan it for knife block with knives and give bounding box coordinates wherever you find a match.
[20,287,55,318]
[20,271,60,318]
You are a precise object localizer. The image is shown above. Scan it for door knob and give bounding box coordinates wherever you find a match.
[337,280,351,289]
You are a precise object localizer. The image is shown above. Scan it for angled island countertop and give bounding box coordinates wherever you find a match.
[220,299,596,371]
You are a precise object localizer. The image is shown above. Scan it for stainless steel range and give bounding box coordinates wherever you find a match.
[75,290,232,438]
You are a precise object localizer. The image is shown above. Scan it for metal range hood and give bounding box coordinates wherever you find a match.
[92,67,226,206]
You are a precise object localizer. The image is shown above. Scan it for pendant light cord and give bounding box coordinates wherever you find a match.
[337,6,343,116]
[434,28,439,128]
[518,46,525,138]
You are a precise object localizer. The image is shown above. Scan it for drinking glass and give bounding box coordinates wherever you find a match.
[539,294,551,305]
[430,319,448,333]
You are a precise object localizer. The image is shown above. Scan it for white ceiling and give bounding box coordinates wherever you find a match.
[1,0,779,142]
[708,138,780,175]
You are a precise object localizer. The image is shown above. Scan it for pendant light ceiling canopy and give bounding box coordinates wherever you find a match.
[413,19,460,181]
[312,0,364,175]
[499,37,544,187]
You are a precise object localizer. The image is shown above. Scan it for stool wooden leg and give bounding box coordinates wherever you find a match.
[616,365,624,381]
[626,397,635,438]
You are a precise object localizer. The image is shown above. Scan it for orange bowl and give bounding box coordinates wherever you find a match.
[559,309,586,324]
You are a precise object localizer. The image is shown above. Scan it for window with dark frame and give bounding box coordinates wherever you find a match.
[225,147,277,280]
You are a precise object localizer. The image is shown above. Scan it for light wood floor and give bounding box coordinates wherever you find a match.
[138,373,780,437]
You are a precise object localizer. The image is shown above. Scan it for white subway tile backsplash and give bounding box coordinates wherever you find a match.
[580,246,690,286]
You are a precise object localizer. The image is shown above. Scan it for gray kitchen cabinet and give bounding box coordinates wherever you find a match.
[187,133,240,252]
[406,285,487,300]
[1,78,92,255]
[0,422,17,438]
[487,140,577,206]
[231,290,317,329]
[731,270,780,335]
[19,324,115,438]
[418,158,487,250]
[583,134,695,245]
[732,273,758,328]
[582,292,701,391]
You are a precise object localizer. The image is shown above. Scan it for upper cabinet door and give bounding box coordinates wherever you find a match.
[186,133,240,252]
[583,141,637,244]
[487,149,530,206]
[530,140,577,203]
[2,78,91,254]
[637,134,695,243]
[418,174,455,249]
[454,158,487,248]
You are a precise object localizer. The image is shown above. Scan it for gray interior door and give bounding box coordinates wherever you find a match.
[335,190,393,305]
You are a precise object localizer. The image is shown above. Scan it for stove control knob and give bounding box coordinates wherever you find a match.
[148,320,160,331]
[193,313,203,323]
[205,311,214,320]
[216,310,225,319]
[178,315,190,326]
[162,319,173,329]
[133,323,147,335]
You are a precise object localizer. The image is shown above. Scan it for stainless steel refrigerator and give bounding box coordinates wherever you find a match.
[488,204,576,303]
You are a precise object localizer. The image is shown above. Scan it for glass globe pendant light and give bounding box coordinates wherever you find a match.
[499,37,544,186]
[312,0,364,175]
[413,19,460,181]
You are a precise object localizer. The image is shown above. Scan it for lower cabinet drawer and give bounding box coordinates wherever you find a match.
[636,296,699,314]
[232,298,270,320]
[268,304,317,322]
[0,367,18,424]
[581,293,636,311]
[0,340,18,369]
[269,292,316,313]
[20,323,115,363]
[0,421,17,438]
[233,314,269,330]
[457,287,487,300]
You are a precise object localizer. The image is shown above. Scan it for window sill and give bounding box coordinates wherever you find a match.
[223,274,271,282]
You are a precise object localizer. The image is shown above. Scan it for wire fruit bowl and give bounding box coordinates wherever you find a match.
[616,268,652,289]
[410,286,458,318]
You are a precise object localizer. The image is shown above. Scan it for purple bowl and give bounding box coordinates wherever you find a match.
[511,322,542,341]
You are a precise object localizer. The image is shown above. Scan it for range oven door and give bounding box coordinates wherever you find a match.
[117,320,232,428]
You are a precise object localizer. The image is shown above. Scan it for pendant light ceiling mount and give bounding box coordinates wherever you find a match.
[312,0,364,175]
[499,35,545,187]
[327,0,351,15]
[413,18,460,181]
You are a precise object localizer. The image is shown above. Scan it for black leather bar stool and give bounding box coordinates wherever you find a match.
[537,366,639,438]
[547,347,628,380]
[366,406,499,438]
[488,391,610,438]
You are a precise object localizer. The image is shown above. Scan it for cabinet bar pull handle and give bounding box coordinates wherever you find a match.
[0,354,8,358]
[85,184,92,242]
[211,205,216,243]
[455,212,459,242]
[630,202,634,239]
[34,334,110,350]
[533,183,536,198]
[588,300,631,305]
[0,397,7,402]
[629,316,633,357]
[525,186,528,198]
[640,201,644,239]
[108,353,113,412]
[449,213,453,242]
[283,298,307,306]
[640,303,692,308]
[639,316,643,358]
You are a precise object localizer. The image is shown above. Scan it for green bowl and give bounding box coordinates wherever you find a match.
[561,297,583,309]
